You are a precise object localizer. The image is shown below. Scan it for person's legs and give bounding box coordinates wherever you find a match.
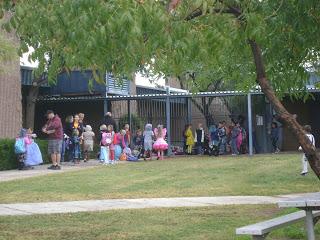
[56,153,61,165]
[219,139,225,155]
[105,147,110,164]
[231,139,238,155]
[301,154,308,175]
[196,143,200,155]
[271,138,279,153]
[51,154,57,165]
[61,140,65,162]
[110,150,115,163]
[187,145,192,154]
[84,150,88,161]
[18,153,25,170]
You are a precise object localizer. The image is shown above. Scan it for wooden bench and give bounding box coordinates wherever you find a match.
[236,210,320,240]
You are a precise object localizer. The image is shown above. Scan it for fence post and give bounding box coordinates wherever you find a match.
[166,86,172,156]
[127,100,132,129]
[103,99,108,115]
[247,93,253,156]
[187,97,192,124]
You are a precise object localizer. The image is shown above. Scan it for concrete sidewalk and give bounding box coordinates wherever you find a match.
[0,194,307,216]
[0,160,115,182]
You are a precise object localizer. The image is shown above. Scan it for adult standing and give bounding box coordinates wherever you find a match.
[42,110,63,170]
[103,112,117,132]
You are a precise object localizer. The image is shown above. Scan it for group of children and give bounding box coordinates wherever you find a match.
[14,128,43,170]
[58,112,170,165]
[14,110,316,177]
[96,123,168,164]
[183,121,247,156]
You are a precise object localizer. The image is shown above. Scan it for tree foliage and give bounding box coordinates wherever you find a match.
[3,0,320,177]
[1,0,319,96]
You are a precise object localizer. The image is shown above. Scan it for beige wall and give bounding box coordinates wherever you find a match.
[0,17,22,139]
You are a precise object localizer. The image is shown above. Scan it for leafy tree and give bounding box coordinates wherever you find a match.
[0,14,17,72]
[2,0,320,178]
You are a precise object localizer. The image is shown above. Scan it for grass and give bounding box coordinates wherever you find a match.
[0,153,319,203]
[0,205,319,240]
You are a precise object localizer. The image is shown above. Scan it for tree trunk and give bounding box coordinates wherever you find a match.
[249,39,320,179]
[25,86,39,129]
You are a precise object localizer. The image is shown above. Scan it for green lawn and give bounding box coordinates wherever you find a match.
[0,154,319,203]
[0,205,319,240]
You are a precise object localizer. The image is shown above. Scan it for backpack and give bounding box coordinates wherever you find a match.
[14,138,26,154]
[101,132,112,146]
[119,153,127,161]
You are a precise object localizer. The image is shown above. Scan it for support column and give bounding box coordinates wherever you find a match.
[306,209,316,240]
[128,100,132,129]
[187,97,192,124]
[166,86,172,156]
[247,93,253,156]
[103,99,108,116]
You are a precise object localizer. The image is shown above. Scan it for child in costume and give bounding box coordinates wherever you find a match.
[24,128,43,167]
[194,123,205,155]
[71,129,81,163]
[114,129,126,161]
[124,124,131,148]
[15,128,31,170]
[153,125,168,160]
[133,128,144,159]
[231,121,241,155]
[185,124,194,155]
[299,125,315,176]
[217,121,227,155]
[143,123,154,160]
[83,125,95,162]
[100,125,113,164]
[108,125,115,163]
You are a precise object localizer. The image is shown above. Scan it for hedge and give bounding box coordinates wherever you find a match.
[118,114,143,130]
[0,139,50,170]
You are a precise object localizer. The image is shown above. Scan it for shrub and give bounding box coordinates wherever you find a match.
[118,114,143,131]
[0,138,50,170]
[0,139,17,170]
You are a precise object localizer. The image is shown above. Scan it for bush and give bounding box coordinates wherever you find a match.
[0,139,17,170]
[118,114,143,131]
[0,138,50,171]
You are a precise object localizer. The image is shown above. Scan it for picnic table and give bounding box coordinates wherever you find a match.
[278,192,320,240]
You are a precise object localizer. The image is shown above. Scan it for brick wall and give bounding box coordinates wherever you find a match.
[0,18,22,139]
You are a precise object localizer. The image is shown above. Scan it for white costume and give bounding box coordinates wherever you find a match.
[300,133,315,175]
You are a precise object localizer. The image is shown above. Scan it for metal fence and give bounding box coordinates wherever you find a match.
[37,90,273,155]
[105,90,259,155]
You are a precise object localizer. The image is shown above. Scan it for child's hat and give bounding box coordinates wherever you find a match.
[100,124,107,131]
[85,125,92,132]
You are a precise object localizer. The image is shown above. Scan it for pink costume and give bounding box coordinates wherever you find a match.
[113,133,125,148]
[153,128,168,150]
[236,130,243,150]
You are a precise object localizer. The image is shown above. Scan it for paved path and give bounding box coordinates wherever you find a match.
[0,160,128,182]
[0,194,308,216]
